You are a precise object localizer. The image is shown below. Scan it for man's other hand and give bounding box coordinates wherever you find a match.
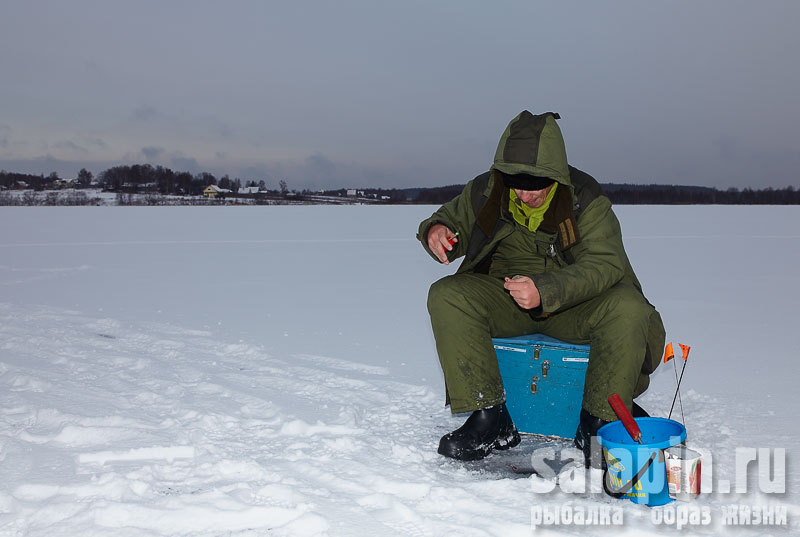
[503,275,542,310]
[427,223,458,265]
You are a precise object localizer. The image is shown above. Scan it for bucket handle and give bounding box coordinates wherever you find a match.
[605,449,664,496]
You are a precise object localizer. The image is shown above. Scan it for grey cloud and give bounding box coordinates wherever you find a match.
[170,155,201,174]
[48,137,109,154]
[305,153,337,177]
[141,146,165,160]
[83,59,105,76]
[712,136,739,160]
[121,147,201,174]
[132,105,158,122]
[52,140,89,154]
[86,138,109,150]
[0,155,109,178]
[228,153,405,191]
[235,164,278,185]
[0,124,11,148]
[211,120,234,140]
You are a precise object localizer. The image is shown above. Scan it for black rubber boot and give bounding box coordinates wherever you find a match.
[574,401,650,469]
[631,401,650,418]
[575,401,650,497]
[574,408,610,469]
[438,403,521,461]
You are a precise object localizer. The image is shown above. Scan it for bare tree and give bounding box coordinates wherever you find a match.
[77,168,93,187]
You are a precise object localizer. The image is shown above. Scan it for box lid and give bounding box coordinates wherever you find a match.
[492,333,589,352]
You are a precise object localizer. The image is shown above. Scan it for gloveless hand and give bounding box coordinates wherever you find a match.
[427,223,458,265]
[503,275,541,309]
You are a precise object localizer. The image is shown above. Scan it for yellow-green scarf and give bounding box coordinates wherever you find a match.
[508,183,558,232]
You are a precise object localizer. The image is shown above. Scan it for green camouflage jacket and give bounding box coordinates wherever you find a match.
[417,110,646,315]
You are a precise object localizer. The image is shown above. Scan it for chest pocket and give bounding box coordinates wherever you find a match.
[535,231,569,270]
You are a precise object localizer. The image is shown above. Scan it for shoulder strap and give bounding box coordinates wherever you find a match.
[569,165,605,221]
[469,171,492,215]
[471,171,506,238]
[551,166,605,264]
[464,171,504,274]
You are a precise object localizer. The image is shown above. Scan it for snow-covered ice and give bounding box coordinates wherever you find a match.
[1,205,797,536]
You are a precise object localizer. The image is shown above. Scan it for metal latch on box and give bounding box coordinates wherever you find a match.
[531,361,550,393]
[531,347,550,390]
[533,347,550,374]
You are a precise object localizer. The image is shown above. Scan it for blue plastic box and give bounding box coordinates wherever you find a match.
[492,334,589,439]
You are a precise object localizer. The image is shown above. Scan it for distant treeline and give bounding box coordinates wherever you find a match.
[1,166,257,196]
[2,166,799,205]
[397,183,800,205]
[602,183,800,205]
[0,166,406,202]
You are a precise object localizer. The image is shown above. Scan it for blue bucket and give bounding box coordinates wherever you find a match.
[597,417,686,506]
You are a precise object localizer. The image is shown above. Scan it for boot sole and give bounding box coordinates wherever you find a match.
[438,429,521,461]
[493,429,521,451]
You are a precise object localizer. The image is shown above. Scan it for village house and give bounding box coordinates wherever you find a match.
[238,186,264,195]
[203,185,233,198]
[53,179,76,189]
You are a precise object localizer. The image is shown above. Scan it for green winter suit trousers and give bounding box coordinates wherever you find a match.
[427,273,663,421]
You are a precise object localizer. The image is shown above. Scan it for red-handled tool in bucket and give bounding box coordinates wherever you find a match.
[605,393,661,498]
[608,393,643,444]
[603,395,685,503]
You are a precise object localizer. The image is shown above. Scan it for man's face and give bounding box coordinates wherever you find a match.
[514,184,554,208]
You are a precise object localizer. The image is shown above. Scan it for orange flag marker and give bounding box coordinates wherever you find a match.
[663,342,675,363]
[669,342,692,424]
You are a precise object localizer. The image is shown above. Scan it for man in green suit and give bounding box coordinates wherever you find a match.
[417,111,664,465]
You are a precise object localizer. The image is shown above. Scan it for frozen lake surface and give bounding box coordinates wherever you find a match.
[1,205,797,536]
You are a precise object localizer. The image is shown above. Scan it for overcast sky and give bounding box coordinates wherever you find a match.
[1,1,798,190]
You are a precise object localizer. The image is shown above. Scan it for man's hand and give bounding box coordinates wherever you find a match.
[504,275,542,310]
[427,223,458,265]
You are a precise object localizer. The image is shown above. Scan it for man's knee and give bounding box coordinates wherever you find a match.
[427,275,460,315]
[598,286,663,375]
[597,284,653,326]
[427,274,494,315]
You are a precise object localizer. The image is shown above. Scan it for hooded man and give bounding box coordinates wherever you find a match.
[417,110,665,466]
